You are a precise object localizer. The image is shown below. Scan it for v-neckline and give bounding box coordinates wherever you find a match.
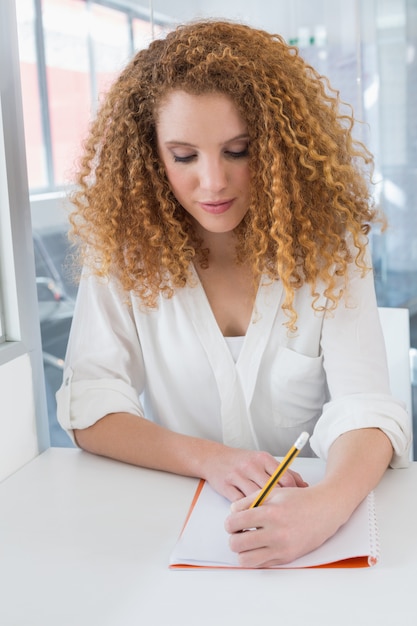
[189,262,259,341]
[179,267,285,449]
[185,265,284,370]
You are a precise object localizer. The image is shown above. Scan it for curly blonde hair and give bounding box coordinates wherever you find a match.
[70,19,378,330]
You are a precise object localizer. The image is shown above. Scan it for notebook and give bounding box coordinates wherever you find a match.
[169,459,379,569]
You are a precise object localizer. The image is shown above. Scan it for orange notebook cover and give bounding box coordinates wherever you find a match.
[169,459,379,569]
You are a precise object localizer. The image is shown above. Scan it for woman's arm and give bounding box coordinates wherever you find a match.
[225,427,393,568]
[74,412,307,500]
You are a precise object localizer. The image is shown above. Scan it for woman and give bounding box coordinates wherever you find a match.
[57,20,411,567]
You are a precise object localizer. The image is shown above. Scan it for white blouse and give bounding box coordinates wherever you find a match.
[56,263,411,466]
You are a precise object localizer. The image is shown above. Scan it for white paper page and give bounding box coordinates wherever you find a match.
[170,460,378,568]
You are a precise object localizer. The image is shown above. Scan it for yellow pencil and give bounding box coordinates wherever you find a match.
[249,431,310,508]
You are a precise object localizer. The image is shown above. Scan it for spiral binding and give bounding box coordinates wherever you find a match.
[367,490,380,566]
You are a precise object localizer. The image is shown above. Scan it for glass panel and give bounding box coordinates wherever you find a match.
[368,0,417,311]
[283,3,364,143]
[133,16,153,52]
[33,218,76,448]
[30,1,133,446]
[16,0,48,190]
[42,0,91,187]
[90,4,131,101]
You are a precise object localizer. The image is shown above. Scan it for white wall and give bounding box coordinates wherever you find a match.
[0,356,39,481]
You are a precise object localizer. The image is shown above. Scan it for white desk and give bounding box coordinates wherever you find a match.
[0,448,416,626]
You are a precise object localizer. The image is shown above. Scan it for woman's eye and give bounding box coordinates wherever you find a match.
[171,147,249,163]
[226,148,249,159]
[173,154,196,163]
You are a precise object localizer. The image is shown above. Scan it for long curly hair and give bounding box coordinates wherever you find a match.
[70,19,378,330]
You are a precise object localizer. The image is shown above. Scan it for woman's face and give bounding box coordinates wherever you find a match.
[156,90,251,235]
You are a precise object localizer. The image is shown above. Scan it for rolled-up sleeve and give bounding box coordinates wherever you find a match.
[56,273,145,443]
[310,393,411,467]
[309,262,412,467]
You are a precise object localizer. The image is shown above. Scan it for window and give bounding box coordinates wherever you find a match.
[42,0,92,188]
[14,0,174,446]
[0,96,19,353]
[0,0,49,458]
[89,3,131,98]
[16,0,47,188]
[16,0,174,192]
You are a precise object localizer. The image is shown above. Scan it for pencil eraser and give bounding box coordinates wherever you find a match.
[295,431,310,450]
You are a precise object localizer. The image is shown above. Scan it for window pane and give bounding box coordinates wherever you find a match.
[133,17,153,52]
[16,0,48,190]
[133,16,173,51]
[90,4,131,100]
[42,0,91,187]
[370,0,417,310]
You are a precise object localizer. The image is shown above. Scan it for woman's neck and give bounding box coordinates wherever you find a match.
[195,227,239,267]
[192,228,256,337]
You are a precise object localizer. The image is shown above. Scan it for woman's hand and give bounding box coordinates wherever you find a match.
[202,447,308,502]
[224,484,345,568]
[223,429,394,568]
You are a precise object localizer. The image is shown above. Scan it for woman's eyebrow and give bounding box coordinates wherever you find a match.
[164,133,250,147]
[164,140,198,148]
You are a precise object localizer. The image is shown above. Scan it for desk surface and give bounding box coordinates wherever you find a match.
[0,448,416,626]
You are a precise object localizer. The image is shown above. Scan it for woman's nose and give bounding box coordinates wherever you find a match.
[199,158,228,192]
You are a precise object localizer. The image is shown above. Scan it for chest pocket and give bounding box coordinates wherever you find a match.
[270,347,328,427]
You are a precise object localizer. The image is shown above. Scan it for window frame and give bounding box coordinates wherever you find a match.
[0,100,7,347]
[0,0,49,449]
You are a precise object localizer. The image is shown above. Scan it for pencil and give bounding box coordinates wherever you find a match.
[249,431,310,508]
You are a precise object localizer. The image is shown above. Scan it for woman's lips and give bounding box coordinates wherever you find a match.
[198,199,234,214]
